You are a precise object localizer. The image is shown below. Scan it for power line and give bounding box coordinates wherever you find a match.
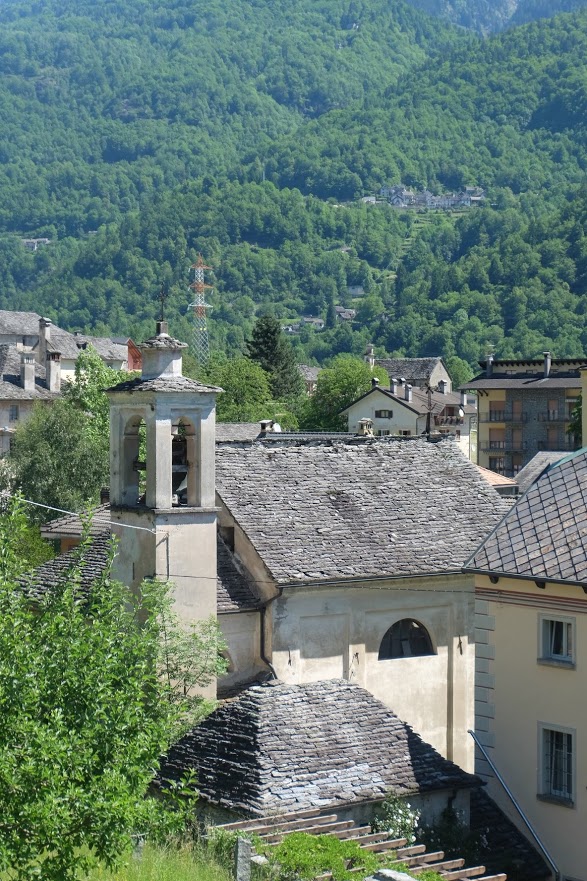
[1,493,156,535]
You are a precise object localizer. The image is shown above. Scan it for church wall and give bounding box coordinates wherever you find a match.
[218,610,265,692]
[270,573,475,771]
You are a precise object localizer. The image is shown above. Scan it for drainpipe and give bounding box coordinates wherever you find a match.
[468,730,560,881]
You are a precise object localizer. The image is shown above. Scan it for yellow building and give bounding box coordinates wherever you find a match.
[464,436,587,879]
[463,353,582,476]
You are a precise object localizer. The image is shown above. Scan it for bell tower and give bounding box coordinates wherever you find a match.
[107,321,221,644]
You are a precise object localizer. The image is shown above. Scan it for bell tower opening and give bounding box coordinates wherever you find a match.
[172,417,198,507]
[121,415,147,506]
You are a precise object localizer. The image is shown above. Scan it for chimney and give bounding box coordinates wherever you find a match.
[20,352,35,392]
[100,487,110,505]
[438,379,447,395]
[399,376,406,388]
[390,377,399,395]
[358,418,374,437]
[404,383,413,402]
[364,343,375,368]
[46,351,61,393]
[486,354,494,378]
[460,390,467,408]
[371,377,380,389]
[38,317,52,366]
[544,351,552,378]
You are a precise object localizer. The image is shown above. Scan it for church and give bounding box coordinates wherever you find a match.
[37,321,511,774]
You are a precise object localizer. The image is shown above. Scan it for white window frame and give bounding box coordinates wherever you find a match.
[538,614,575,667]
[377,429,390,437]
[538,723,575,806]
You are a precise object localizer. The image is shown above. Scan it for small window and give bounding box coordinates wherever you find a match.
[399,430,411,437]
[379,619,434,660]
[540,725,574,804]
[9,405,19,422]
[539,616,575,666]
[377,429,390,436]
[375,409,393,419]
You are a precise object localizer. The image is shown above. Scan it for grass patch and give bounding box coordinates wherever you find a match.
[86,842,233,881]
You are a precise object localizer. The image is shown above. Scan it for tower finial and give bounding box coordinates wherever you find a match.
[158,284,168,322]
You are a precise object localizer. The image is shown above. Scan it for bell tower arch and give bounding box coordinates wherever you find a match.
[107,321,222,672]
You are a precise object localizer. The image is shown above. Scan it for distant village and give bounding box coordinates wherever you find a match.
[368,183,486,210]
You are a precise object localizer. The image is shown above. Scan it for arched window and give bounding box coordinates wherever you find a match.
[171,416,198,507]
[378,619,434,660]
[121,415,146,506]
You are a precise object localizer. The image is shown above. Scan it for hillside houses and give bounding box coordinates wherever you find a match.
[379,184,485,210]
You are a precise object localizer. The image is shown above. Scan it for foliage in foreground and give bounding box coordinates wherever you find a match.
[86,842,233,881]
[0,500,225,881]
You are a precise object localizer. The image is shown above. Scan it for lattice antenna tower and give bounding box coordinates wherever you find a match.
[188,255,213,364]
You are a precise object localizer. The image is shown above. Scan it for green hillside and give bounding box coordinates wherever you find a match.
[0,3,586,371]
[0,0,457,235]
[259,10,587,199]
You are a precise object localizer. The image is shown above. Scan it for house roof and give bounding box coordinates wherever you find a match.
[73,335,128,362]
[215,437,510,584]
[461,375,581,391]
[0,345,55,400]
[374,357,446,386]
[158,679,479,815]
[216,422,261,443]
[465,447,587,584]
[20,533,114,600]
[340,384,475,418]
[38,510,260,613]
[298,364,320,382]
[515,452,568,495]
[475,465,517,489]
[0,310,42,335]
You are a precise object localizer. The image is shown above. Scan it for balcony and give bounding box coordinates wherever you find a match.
[434,415,464,426]
[538,438,579,451]
[537,411,572,422]
[479,411,528,423]
[480,441,528,452]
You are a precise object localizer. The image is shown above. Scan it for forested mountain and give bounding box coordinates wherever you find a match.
[1,1,587,372]
[403,0,587,33]
[0,0,457,235]
[259,11,587,199]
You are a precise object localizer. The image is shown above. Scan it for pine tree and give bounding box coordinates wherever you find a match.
[247,316,304,400]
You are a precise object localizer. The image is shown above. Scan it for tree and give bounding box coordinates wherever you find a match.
[246,316,305,400]
[0,499,225,880]
[202,356,273,422]
[301,355,375,431]
[7,348,124,522]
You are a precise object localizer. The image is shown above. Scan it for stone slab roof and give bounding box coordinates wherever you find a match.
[0,345,54,400]
[475,465,517,488]
[470,789,550,880]
[74,335,128,362]
[514,451,568,495]
[107,375,222,394]
[374,357,445,386]
[216,423,261,442]
[298,364,320,381]
[158,679,479,815]
[20,533,114,600]
[466,448,587,584]
[215,437,510,584]
[0,310,42,335]
[39,509,260,613]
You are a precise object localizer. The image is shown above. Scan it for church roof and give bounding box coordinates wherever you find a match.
[215,437,510,584]
[216,422,261,442]
[158,679,479,815]
[37,514,260,613]
[465,448,587,584]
